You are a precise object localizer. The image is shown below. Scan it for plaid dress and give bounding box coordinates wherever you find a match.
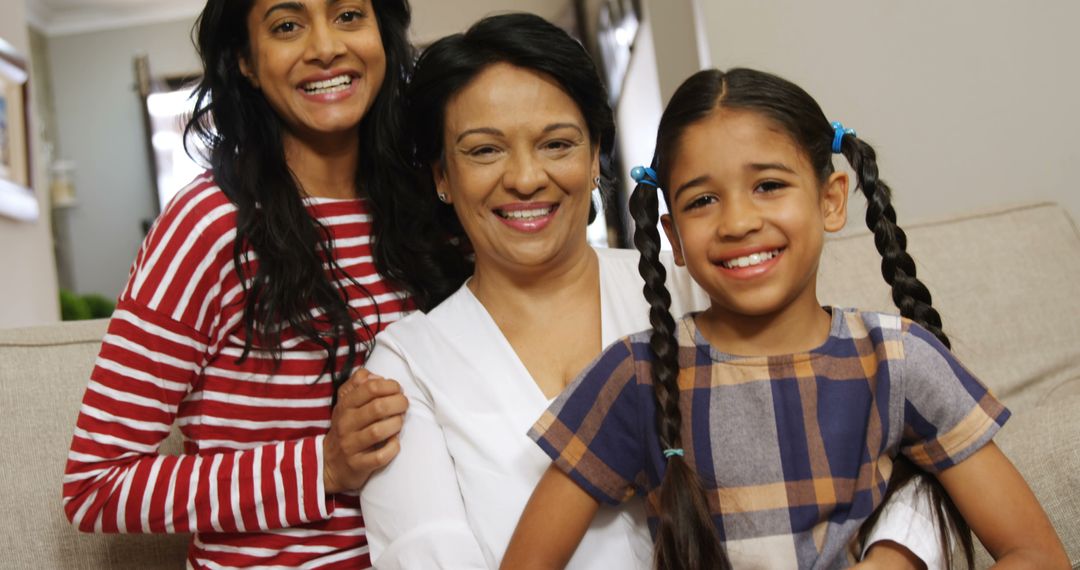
[530,308,1009,569]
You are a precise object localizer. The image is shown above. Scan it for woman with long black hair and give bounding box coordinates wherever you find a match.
[61,1,463,567]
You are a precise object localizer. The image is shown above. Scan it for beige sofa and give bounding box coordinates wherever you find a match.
[1,202,1077,569]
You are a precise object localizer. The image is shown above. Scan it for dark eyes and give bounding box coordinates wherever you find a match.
[756,180,787,193]
[684,195,718,211]
[270,9,367,35]
[682,180,787,211]
[271,21,299,35]
[468,146,499,157]
[338,10,367,24]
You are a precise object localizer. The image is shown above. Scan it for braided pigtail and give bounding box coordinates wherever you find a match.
[629,167,730,570]
[839,135,949,347]
[839,133,974,568]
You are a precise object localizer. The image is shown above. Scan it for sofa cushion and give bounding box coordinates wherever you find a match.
[0,319,189,569]
[819,202,1080,414]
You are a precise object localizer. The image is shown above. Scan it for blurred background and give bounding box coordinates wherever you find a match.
[1,0,1077,328]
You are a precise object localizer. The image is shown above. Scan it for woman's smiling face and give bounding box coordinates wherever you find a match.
[241,0,386,143]
[435,62,600,276]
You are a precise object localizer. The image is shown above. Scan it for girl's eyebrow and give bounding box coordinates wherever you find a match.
[747,162,796,174]
[673,161,796,197]
[673,175,709,198]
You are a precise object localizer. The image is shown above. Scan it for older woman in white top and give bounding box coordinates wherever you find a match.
[360,13,941,570]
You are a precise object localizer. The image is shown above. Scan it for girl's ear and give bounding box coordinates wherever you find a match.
[660,214,685,266]
[432,161,452,204]
[821,171,849,233]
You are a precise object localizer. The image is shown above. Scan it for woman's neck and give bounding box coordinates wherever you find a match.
[283,130,360,199]
[468,244,602,399]
[468,245,599,322]
[696,294,833,357]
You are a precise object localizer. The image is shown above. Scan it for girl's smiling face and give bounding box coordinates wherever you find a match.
[662,108,849,323]
[241,0,386,143]
[434,63,600,277]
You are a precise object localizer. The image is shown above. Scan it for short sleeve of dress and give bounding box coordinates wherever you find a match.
[899,321,1011,473]
[529,337,647,506]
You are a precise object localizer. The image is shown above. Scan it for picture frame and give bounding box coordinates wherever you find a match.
[0,39,36,222]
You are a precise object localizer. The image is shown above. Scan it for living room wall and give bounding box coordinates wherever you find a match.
[46,18,201,301]
[0,1,60,328]
[699,0,1080,226]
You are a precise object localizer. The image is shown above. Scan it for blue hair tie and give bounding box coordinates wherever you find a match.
[831,121,856,153]
[630,165,659,188]
[662,448,684,459]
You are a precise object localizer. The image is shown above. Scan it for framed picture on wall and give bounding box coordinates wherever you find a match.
[0,40,36,222]
[0,45,29,190]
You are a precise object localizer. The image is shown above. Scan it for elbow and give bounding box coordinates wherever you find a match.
[62,499,94,533]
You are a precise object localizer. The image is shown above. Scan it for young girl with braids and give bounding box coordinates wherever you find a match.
[501,68,1068,570]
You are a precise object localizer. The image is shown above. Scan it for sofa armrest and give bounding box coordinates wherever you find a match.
[0,320,190,569]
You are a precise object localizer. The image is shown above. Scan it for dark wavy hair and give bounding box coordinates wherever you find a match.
[629,68,972,569]
[403,12,617,306]
[184,0,424,391]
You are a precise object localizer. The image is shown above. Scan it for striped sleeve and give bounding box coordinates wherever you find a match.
[62,178,332,533]
[529,338,646,505]
[899,321,1011,473]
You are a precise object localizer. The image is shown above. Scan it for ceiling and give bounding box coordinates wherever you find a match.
[25,0,572,38]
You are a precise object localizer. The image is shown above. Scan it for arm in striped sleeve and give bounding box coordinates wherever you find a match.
[62,302,333,534]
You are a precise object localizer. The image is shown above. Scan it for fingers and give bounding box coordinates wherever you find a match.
[333,391,408,434]
[323,433,402,494]
[323,368,409,492]
[348,434,402,474]
[337,373,403,409]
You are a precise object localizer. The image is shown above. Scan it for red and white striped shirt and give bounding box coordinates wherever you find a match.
[63,173,412,569]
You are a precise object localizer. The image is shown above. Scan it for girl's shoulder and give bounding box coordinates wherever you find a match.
[832,307,910,340]
[832,308,955,366]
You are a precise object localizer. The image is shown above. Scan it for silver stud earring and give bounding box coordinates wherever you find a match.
[593,176,602,189]
[437,192,449,204]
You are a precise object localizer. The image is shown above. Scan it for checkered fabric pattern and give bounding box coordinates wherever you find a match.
[531,308,1009,569]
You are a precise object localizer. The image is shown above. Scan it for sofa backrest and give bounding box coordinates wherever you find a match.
[818,202,1080,414]
[0,319,189,569]
[2,201,1076,568]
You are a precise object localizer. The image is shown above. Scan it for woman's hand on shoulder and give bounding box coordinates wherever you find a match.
[323,368,409,494]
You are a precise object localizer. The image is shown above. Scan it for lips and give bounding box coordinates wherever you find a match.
[301,74,354,95]
[719,248,782,269]
[494,203,559,233]
[711,247,785,279]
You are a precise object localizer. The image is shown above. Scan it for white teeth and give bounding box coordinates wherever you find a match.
[721,249,781,269]
[498,206,554,220]
[302,75,353,94]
